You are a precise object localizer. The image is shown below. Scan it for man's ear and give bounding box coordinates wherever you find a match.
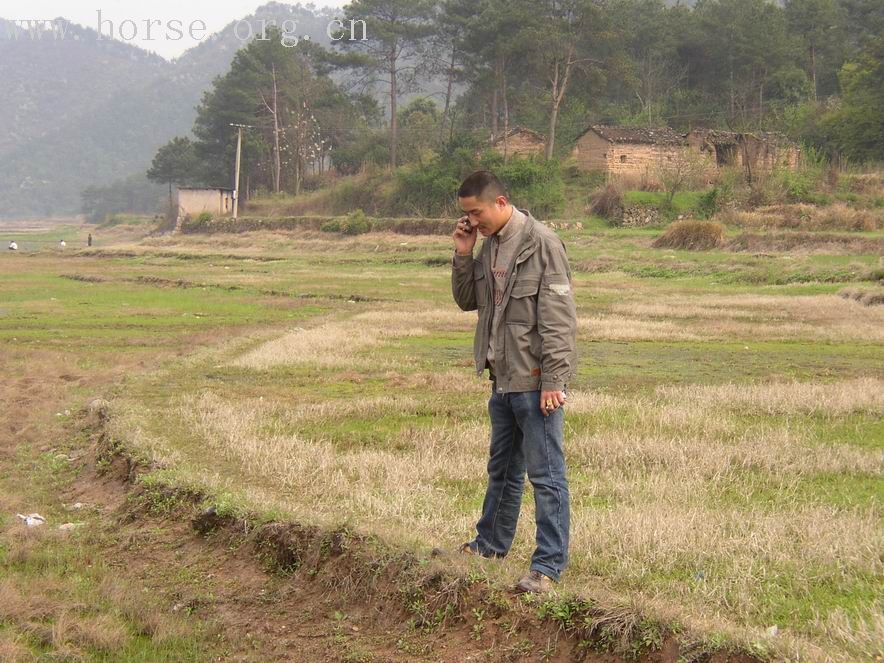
[495,195,508,209]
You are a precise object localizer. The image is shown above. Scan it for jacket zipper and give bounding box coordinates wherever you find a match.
[486,221,538,384]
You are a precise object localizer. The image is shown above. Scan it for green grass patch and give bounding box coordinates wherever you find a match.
[297,412,441,452]
[623,190,704,214]
[579,340,882,392]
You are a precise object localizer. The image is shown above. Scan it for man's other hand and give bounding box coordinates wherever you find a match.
[540,390,566,416]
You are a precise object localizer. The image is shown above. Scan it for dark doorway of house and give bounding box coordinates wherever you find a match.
[715,144,736,166]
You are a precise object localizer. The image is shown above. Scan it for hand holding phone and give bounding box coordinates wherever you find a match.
[453,215,477,254]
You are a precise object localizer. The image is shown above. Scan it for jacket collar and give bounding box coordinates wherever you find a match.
[479,207,539,264]
[514,208,539,263]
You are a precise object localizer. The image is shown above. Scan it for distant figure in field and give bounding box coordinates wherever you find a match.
[58,239,66,249]
[87,233,92,247]
[8,240,17,251]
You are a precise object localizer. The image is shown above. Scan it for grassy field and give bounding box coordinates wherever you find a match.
[1,218,882,661]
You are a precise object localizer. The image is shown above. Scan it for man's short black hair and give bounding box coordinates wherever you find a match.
[458,170,507,202]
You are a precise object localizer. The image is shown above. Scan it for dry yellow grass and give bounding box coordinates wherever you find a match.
[232,307,473,370]
[122,229,450,258]
[578,314,703,341]
[96,575,194,645]
[0,579,56,623]
[721,203,882,232]
[652,220,726,250]
[0,556,133,655]
[2,526,47,568]
[580,293,884,342]
[652,375,882,416]
[813,609,884,663]
[839,287,884,307]
[111,369,883,662]
[0,634,35,663]
[68,614,130,652]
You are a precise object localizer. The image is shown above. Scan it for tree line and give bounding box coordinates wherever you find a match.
[145,0,883,203]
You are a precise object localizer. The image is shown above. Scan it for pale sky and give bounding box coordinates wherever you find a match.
[1,1,342,59]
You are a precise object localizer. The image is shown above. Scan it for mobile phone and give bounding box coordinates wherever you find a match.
[460,218,474,234]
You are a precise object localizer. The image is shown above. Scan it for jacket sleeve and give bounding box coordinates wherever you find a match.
[451,252,477,312]
[537,238,577,392]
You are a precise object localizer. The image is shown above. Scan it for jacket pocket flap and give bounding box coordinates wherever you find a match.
[510,279,540,298]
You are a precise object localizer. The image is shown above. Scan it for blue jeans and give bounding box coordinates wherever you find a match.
[466,383,570,581]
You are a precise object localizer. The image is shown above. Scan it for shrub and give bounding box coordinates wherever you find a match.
[392,151,566,218]
[196,211,213,223]
[562,163,606,189]
[390,140,482,217]
[301,171,337,192]
[331,173,391,215]
[768,144,830,204]
[613,172,662,192]
[482,153,566,218]
[394,160,461,217]
[180,214,454,236]
[320,219,341,233]
[341,209,371,235]
[588,183,624,219]
[656,149,707,205]
[814,204,880,231]
[696,188,721,219]
[746,180,773,208]
[841,172,884,196]
[774,167,828,203]
[652,220,725,250]
[319,209,371,235]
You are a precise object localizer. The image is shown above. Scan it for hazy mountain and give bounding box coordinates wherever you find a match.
[0,3,343,219]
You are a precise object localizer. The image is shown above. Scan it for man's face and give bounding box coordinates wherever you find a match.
[458,194,509,237]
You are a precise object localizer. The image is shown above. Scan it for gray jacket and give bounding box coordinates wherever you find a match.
[451,209,578,393]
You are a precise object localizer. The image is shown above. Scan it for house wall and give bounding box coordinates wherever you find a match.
[571,131,610,171]
[573,132,705,183]
[176,189,234,218]
[492,133,545,158]
[685,133,735,167]
[740,137,800,175]
[576,129,799,183]
[572,131,715,182]
[686,131,800,179]
[603,143,688,180]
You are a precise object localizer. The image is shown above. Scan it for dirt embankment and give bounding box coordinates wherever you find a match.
[85,403,766,662]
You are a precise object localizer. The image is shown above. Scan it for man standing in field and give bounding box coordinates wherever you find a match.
[451,170,578,593]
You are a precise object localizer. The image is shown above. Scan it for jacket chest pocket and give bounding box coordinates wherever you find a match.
[505,278,539,325]
[474,264,488,307]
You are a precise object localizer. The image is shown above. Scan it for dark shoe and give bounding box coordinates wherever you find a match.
[515,570,554,594]
[430,542,480,558]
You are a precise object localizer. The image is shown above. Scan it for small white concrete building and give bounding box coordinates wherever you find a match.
[175,187,234,220]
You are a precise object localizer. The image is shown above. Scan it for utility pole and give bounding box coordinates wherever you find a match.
[230,123,253,219]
